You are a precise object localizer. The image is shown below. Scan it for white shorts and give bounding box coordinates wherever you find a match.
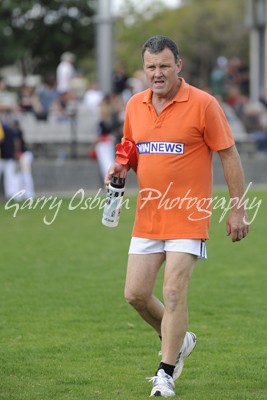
[129,237,207,259]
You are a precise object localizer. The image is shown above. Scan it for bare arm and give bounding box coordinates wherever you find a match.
[218,145,249,242]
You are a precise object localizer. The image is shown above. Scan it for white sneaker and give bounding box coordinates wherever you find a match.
[148,369,175,397]
[173,331,197,381]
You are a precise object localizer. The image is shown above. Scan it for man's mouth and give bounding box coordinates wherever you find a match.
[154,80,165,87]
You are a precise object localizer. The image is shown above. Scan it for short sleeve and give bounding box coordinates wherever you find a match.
[203,97,235,152]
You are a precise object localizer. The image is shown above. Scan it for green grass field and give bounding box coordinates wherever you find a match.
[0,189,266,400]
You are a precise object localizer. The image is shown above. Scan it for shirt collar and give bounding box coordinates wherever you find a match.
[141,78,190,104]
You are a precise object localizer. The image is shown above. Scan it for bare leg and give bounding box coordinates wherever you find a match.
[161,252,196,366]
[124,253,165,335]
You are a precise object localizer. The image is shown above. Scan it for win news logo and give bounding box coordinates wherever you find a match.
[136,141,184,154]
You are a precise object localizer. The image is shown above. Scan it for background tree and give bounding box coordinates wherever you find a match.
[0,0,96,77]
[114,0,249,88]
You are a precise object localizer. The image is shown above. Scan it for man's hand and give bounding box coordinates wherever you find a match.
[226,209,249,242]
[218,146,250,242]
[105,162,129,186]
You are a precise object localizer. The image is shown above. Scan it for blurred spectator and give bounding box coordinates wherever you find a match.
[128,70,147,94]
[56,52,76,110]
[32,76,58,121]
[94,94,116,184]
[13,120,35,199]
[110,92,125,144]
[242,101,267,155]
[226,56,250,96]
[0,80,18,114]
[259,88,267,109]
[83,82,104,115]
[71,71,88,100]
[225,85,247,120]
[237,64,250,97]
[112,64,129,95]
[0,122,4,142]
[210,55,250,112]
[0,120,20,198]
[0,122,4,155]
[19,84,34,113]
[210,56,228,99]
[124,70,148,103]
[226,56,242,86]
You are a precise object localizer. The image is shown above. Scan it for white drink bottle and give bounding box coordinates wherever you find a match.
[102,176,125,227]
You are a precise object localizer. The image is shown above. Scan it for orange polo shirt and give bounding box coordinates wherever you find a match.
[123,78,234,239]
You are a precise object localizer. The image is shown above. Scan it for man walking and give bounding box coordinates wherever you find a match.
[106,35,249,397]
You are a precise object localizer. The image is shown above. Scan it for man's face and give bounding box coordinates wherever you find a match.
[143,48,182,97]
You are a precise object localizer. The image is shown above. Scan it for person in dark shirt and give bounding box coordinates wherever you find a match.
[13,120,35,199]
[0,121,20,198]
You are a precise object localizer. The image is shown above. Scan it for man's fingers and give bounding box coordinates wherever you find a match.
[104,163,129,186]
[229,226,249,242]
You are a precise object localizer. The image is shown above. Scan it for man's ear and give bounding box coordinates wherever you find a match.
[177,58,183,74]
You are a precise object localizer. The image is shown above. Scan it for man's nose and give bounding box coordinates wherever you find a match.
[154,67,163,75]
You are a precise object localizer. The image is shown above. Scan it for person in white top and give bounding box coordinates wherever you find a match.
[56,52,76,95]
[83,82,104,115]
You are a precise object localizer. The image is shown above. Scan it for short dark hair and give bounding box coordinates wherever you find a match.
[142,35,180,62]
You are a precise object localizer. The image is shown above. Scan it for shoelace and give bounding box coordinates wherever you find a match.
[147,374,174,390]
